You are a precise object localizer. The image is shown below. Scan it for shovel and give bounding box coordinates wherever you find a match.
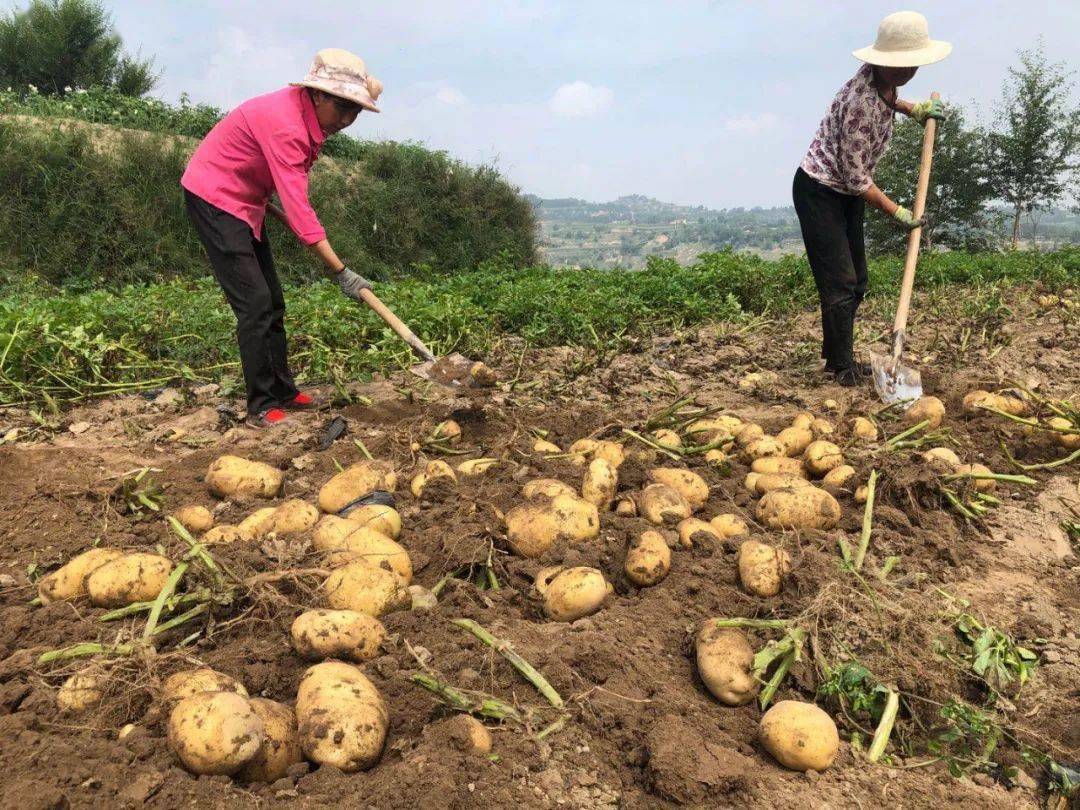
[265,203,488,388]
[871,91,940,407]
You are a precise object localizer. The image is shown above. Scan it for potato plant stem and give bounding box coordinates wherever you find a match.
[712,618,789,631]
[352,438,374,460]
[854,470,878,572]
[99,589,210,622]
[38,641,134,664]
[621,428,682,460]
[150,602,208,635]
[451,619,564,709]
[867,689,900,763]
[886,420,931,448]
[410,673,522,722]
[943,471,1037,486]
[536,715,569,740]
[142,560,188,639]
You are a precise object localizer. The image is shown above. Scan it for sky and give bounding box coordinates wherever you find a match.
[105,0,1080,209]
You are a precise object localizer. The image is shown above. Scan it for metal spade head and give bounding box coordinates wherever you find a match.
[871,350,923,407]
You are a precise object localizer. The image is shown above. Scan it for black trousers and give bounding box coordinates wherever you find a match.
[792,167,868,371]
[184,190,298,414]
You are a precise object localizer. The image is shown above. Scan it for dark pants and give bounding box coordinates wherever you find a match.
[184,190,298,415]
[792,167,868,371]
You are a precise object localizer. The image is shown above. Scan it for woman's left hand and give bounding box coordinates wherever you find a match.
[909,98,945,125]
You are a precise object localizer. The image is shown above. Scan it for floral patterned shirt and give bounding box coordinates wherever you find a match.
[800,64,895,196]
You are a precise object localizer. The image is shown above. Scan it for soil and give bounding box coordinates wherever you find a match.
[0,288,1077,809]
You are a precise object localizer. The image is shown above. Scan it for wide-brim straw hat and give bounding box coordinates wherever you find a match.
[853,11,952,67]
[291,48,383,112]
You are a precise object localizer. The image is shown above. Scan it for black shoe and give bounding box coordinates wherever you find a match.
[825,362,871,378]
[831,367,861,387]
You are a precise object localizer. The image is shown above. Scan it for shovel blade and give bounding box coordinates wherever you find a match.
[410,352,493,388]
[871,350,923,407]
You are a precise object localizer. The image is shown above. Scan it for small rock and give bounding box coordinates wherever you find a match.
[1013,768,1038,790]
[118,771,163,804]
[285,762,310,779]
[408,585,437,611]
[1042,650,1062,663]
[192,383,220,398]
[291,453,314,471]
[152,388,184,408]
[0,574,16,588]
[537,768,565,795]
[68,421,91,435]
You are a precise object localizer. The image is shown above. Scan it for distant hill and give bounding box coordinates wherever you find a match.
[529,193,1080,268]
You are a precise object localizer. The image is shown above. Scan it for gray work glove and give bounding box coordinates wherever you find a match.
[334,267,372,301]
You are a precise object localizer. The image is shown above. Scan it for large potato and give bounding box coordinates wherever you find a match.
[810,418,835,439]
[206,455,283,499]
[696,625,759,706]
[168,691,265,776]
[291,609,386,662]
[296,661,388,772]
[821,465,857,493]
[737,540,791,597]
[582,458,618,508]
[652,429,683,449]
[710,514,749,539]
[744,437,786,461]
[776,427,813,457]
[677,518,720,548]
[37,548,124,604]
[273,500,320,534]
[759,700,839,771]
[318,461,397,514]
[238,506,278,540]
[752,473,814,496]
[505,494,599,558]
[173,505,214,534]
[963,390,1029,417]
[903,396,945,429]
[922,446,961,473]
[649,468,709,512]
[851,417,878,441]
[322,527,413,582]
[85,553,174,608]
[323,560,411,618]
[202,524,249,545]
[593,440,626,468]
[790,413,814,431]
[342,504,402,539]
[236,698,303,783]
[522,478,577,500]
[751,456,808,479]
[57,668,107,713]
[803,441,843,477]
[756,486,841,531]
[540,566,610,621]
[162,668,248,707]
[639,483,692,525]
[625,530,671,586]
[955,463,997,493]
[735,423,765,447]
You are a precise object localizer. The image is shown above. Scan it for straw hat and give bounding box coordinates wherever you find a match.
[292,48,383,112]
[853,11,952,67]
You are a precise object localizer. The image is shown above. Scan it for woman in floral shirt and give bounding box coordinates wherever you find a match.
[794,12,950,386]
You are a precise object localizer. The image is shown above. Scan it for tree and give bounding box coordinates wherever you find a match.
[867,104,998,254]
[0,0,157,96]
[987,46,1080,248]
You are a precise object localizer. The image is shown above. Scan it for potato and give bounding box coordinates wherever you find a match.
[851,417,878,442]
[86,553,174,608]
[37,547,124,604]
[168,691,265,776]
[737,540,791,597]
[505,493,599,557]
[432,419,463,443]
[341,504,401,539]
[457,458,499,476]
[736,423,765,447]
[810,418,835,439]
[744,437,786,461]
[57,668,107,713]
[236,698,303,783]
[469,362,497,387]
[776,427,813,457]
[318,461,397,514]
[854,485,869,504]
[803,440,844,477]
[1047,417,1080,450]
[522,478,577,500]
[533,438,561,454]
[686,417,740,444]
[540,566,610,621]
[759,700,839,771]
[751,456,809,479]
[614,497,638,516]
[677,518,720,548]
[954,463,997,493]
[625,530,671,586]
[201,524,250,544]
[582,458,618,508]
[823,398,840,412]
[756,486,841,531]
[323,560,411,618]
[710,514,749,539]
[821,465,857,492]
[323,527,413,582]
[790,412,814,431]
[652,429,683,449]
[923,446,961,472]
[436,714,492,755]
[963,390,1029,416]
[238,506,278,539]
[162,668,248,707]
[903,396,945,430]
[743,472,761,493]
[173,505,214,534]
[649,468,708,512]
[569,438,599,457]
[273,500,319,534]
[704,448,727,467]
[696,625,759,706]
[296,661,388,772]
[639,483,692,525]
[410,459,456,498]
[593,440,626,468]
[752,473,814,496]
[206,455,283,499]
[290,609,386,662]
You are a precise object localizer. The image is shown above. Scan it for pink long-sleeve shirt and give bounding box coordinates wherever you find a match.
[181,86,327,245]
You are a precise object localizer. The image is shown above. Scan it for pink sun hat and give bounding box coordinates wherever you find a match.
[291,48,383,112]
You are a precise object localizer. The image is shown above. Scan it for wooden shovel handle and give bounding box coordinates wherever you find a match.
[892,91,940,337]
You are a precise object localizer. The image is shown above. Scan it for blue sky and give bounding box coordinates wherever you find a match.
[107,1,1079,208]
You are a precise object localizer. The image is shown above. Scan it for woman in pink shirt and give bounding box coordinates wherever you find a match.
[794,13,949,387]
[182,48,383,427]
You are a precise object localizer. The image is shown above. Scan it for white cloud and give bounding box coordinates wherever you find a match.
[435,86,468,106]
[197,26,310,109]
[721,112,780,134]
[548,81,614,118]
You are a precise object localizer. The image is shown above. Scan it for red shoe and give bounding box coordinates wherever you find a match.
[281,392,317,410]
[245,408,288,428]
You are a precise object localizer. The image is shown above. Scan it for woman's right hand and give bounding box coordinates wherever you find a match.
[335,267,373,301]
[892,205,927,230]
